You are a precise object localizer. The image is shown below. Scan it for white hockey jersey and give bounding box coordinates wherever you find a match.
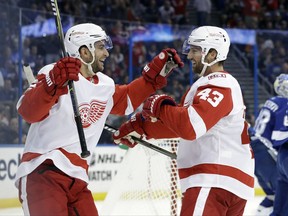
[15,63,155,188]
[144,72,255,200]
[178,73,254,200]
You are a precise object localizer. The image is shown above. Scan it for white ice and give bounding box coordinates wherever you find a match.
[0,196,267,216]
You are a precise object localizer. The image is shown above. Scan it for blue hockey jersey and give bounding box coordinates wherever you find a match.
[254,96,288,147]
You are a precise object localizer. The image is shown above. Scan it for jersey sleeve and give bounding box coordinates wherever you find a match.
[110,77,155,115]
[158,85,233,140]
[17,74,58,123]
[142,119,178,139]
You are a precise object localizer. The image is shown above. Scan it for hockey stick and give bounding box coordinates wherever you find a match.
[103,124,177,160]
[23,64,177,159]
[23,64,36,84]
[50,0,90,158]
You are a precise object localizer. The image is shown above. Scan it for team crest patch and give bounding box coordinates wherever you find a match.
[79,100,107,128]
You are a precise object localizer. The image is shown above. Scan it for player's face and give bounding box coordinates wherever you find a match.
[187,45,204,75]
[92,40,109,72]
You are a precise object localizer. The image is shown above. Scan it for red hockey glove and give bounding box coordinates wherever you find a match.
[43,57,81,96]
[142,94,177,122]
[113,113,145,148]
[142,48,184,89]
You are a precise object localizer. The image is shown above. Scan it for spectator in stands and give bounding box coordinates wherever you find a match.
[7,117,27,144]
[109,0,129,20]
[127,0,146,21]
[274,11,284,29]
[0,121,15,144]
[259,12,274,29]
[0,104,9,126]
[158,0,175,24]
[110,20,129,46]
[262,0,279,15]
[146,43,158,61]
[44,35,61,64]
[243,0,261,29]
[171,0,187,23]
[267,56,283,81]
[144,0,160,23]
[0,79,17,101]
[259,39,274,76]
[220,0,244,28]
[282,59,288,74]
[132,42,147,77]
[24,45,40,71]
[110,44,126,72]
[0,104,22,144]
[14,22,183,215]
[193,0,212,26]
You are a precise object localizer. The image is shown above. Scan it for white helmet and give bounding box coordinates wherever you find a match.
[274,74,288,98]
[182,26,230,76]
[64,23,113,59]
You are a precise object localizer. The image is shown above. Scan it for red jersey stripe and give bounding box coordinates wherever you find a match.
[178,163,254,188]
[21,148,88,173]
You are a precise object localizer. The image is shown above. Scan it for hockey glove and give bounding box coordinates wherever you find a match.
[43,57,81,96]
[142,48,184,89]
[142,94,177,122]
[113,113,145,148]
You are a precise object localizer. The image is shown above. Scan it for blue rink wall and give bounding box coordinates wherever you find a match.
[0,145,264,209]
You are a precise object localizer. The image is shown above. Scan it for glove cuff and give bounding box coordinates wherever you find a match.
[142,66,168,89]
[143,94,176,120]
[43,73,56,96]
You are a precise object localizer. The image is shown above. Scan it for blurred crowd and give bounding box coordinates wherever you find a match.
[0,0,288,144]
[219,0,288,30]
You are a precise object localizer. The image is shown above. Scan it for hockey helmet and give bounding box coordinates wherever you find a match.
[182,26,230,61]
[274,73,288,98]
[64,23,113,59]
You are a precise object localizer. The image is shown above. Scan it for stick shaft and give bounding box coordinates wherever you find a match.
[104,124,177,159]
[23,64,36,84]
[50,0,90,158]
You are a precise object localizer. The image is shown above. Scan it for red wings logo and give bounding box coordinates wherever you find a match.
[79,100,107,128]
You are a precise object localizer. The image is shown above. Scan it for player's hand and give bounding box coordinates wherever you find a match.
[142,48,184,89]
[113,113,145,148]
[43,57,81,96]
[142,94,177,122]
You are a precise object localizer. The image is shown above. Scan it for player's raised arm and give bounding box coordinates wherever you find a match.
[17,57,81,123]
[111,48,183,115]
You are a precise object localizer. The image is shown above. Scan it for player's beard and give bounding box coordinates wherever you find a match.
[91,58,104,73]
[193,61,204,76]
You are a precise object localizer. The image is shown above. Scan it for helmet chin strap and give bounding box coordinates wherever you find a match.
[199,54,219,77]
[79,51,96,75]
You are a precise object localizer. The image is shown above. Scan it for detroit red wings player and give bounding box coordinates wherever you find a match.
[15,23,183,216]
[113,26,254,216]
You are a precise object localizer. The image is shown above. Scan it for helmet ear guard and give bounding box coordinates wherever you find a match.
[274,74,288,98]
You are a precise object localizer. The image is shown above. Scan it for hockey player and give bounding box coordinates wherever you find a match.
[249,127,277,215]
[15,23,183,215]
[251,73,288,216]
[249,110,277,214]
[113,26,255,216]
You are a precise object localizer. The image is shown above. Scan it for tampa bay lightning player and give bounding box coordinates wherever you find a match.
[250,73,288,216]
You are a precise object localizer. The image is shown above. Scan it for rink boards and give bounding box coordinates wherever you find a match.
[0,145,264,208]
